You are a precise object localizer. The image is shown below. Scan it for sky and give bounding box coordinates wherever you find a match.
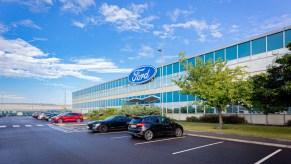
[0,0,291,105]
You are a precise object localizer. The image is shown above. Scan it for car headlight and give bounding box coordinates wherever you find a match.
[94,124,101,128]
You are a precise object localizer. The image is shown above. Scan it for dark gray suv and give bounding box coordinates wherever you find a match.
[128,115,183,140]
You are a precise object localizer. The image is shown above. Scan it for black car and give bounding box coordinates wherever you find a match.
[43,113,58,121]
[128,115,183,140]
[87,115,132,133]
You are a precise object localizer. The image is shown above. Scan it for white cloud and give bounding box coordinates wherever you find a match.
[99,3,157,32]
[128,45,154,60]
[0,92,25,100]
[12,19,41,30]
[154,19,223,42]
[229,24,239,33]
[0,37,132,82]
[1,0,53,12]
[169,8,193,21]
[0,23,9,34]
[29,37,47,42]
[73,21,86,28]
[59,0,95,14]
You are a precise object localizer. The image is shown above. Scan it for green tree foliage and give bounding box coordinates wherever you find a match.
[116,105,161,117]
[250,43,291,114]
[88,108,117,120]
[173,53,251,129]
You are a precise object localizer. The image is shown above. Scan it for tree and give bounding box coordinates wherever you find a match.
[173,53,251,129]
[250,42,291,113]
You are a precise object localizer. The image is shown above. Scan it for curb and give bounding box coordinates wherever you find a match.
[185,133,291,149]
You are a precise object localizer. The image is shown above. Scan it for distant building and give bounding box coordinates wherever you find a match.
[0,103,72,112]
[73,26,291,114]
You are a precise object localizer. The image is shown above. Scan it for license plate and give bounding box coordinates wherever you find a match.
[130,125,137,128]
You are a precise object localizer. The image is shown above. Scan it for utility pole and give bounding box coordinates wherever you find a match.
[158,49,164,117]
[63,89,66,108]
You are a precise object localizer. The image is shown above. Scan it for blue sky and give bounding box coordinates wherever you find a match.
[0,0,290,105]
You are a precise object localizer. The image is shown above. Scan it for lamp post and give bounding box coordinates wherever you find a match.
[158,49,164,117]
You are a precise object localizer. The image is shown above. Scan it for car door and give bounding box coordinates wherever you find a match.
[150,116,164,135]
[119,117,130,130]
[160,117,175,134]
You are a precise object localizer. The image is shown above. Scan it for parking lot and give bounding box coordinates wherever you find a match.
[0,117,290,164]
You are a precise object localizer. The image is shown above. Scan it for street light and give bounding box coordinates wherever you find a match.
[158,49,164,117]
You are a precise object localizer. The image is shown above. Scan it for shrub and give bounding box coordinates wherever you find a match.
[186,114,246,124]
[287,120,291,127]
[87,108,117,120]
[116,105,161,117]
[186,116,199,122]
[199,114,219,123]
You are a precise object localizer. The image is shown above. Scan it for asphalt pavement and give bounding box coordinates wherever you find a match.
[0,117,290,164]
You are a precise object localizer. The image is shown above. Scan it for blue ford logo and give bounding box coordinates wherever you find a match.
[128,65,157,84]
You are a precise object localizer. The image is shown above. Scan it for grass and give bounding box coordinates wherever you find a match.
[178,122,291,140]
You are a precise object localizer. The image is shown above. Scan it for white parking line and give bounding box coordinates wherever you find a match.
[25,125,32,127]
[254,149,282,164]
[135,137,186,145]
[110,136,131,139]
[172,141,224,155]
[13,125,20,128]
[0,125,6,128]
[36,124,44,127]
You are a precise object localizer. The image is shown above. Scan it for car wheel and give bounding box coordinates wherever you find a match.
[48,118,51,122]
[76,119,81,123]
[144,130,154,141]
[58,119,63,123]
[99,125,108,133]
[175,128,183,137]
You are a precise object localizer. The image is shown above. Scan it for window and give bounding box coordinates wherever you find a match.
[156,67,161,77]
[215,49,224,61]
[166,64,172,75]
[180,92,187,102]
[160,117,171,123]
[205,52,214,63]
[238,42,250,58]
[226,45,237,60]
[267,32,283,51]
[188,95,195,101]
[180,61,185,72]
[285,29,291,46]
[167,92,173,103]
[173,62,179,73]
[187,57,195,66]
[173,91,179,102]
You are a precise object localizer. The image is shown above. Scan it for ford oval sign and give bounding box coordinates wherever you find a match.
[128,65,157,84]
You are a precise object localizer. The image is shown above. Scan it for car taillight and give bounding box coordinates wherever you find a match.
[136,123,145,127]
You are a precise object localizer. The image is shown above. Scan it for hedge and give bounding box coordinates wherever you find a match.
[186,114,246,124]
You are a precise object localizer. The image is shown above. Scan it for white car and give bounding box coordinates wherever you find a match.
[37,113,48,120]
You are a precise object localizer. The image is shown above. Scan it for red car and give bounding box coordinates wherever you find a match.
[51,112,83,123]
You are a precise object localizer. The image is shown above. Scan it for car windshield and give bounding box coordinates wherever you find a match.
[130,117,143,124]
[104,116,116,121]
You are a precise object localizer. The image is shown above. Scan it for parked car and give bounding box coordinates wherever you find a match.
[128,115,183,140]
[87,115,132,133]
[51,113,83,123]
[32,113,40,118]
[43,113,58,121]
[37,112,50,120]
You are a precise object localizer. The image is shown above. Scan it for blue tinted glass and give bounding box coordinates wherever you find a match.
[187,57,195,66]
[205,52,214,63]
[155,93,161,103]
[162,65,166,76]
[238,42,250,58]
[156,67,161,77]
[196,56,204,64]
[167,92,173,102]
[180,61,185,72]
[252,37,266,55]
[162,93,166,103]
[226,46,237,60]
[285,30,291,46]
[267,32,283,51]
[166,64,172,75]
[180,92,187,102]
[173,62,179,73]
[173,91,179,102]
[188,95,195,101]
[215,49,224,61]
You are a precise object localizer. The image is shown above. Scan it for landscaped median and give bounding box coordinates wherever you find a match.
[178,122,291,140]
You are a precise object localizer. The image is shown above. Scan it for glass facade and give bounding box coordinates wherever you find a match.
[73,27,291,114]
